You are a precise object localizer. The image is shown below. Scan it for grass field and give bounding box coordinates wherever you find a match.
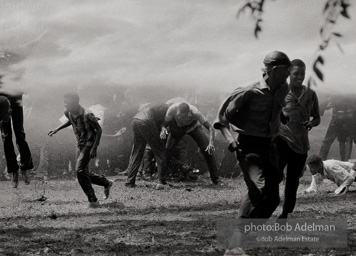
[1,173,356,256]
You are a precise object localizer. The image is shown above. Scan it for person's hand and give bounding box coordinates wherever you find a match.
[160,127,168,139]
[205,143,215,155]
[228,141,239,152]
[304,187,317,194]
[115,127,126,136]
[302,121,313,131]
[90,147,97,159]
[228,141,244,157]
[48,129,58,137]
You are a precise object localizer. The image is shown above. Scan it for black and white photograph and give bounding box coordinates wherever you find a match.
[0,0,356,255]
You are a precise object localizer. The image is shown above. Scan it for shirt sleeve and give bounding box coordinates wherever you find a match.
[329,162,351,186]
[213,87,251,129]
[164,105,175,123]
[310,90,321,127]
[190,106,207,125]
[87,112,100,127]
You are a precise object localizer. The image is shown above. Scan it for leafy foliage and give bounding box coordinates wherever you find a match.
[237,0,352,88]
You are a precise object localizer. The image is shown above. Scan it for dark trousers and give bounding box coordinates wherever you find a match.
[166,125,219,183]
[273,136,307,214]
[1,101,33,173]
[319,117,353,160]
[76,145,109,202]
[139,146,157,175]
[127,119,168,184]
[236,135,281,219]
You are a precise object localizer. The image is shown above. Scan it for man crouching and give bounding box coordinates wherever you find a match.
[305,154,356,195]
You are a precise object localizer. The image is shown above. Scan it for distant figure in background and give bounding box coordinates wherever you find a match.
[160,102,219,185]
[319,95,355,161]
[305,154,356,195]
[48,92,113,207]
[0,91,33,188]
[273,59,320,219]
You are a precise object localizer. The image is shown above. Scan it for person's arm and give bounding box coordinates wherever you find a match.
[48,120,71,136]
[202,121,215,155]
[334,174,353,195]
[88,115,102,158]
[319,98,333,116]
[305,175,318,193]
[310,93,321,127]
[330,163,355,194]
[303,91,321,130]
[160,107,174,139]
[213,88,251,151]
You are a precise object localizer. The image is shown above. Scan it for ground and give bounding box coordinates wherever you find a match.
[1,174,356,256]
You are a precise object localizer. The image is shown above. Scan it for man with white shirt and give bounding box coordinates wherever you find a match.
[305,154,356,195]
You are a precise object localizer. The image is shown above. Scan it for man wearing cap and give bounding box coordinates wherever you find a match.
[214,51,291,255]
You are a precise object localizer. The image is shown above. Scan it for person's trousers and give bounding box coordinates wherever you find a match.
[76,145,110,202]
[273,136,307,214]
[127,119,168,184]
[166,125,219,183]
[1,102,33,173]
[236,134,281,219]
[319,117,353,160]
[139,146,157,175]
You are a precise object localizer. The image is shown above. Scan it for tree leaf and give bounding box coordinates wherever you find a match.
[336,42,344,54]
[319,40,329,50]
[258,0,265,12]
[237,3,252,18]
[316,55,325,65]
[323,0,332,13]
[254,20,262,38]
[332,32,343,37]
[313,56,324,81]
[340,9,350,19]
[320,26,324,35]
[340,1,351,18]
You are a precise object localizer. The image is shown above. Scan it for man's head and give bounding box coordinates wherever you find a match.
[176,102,190,118]
[64,92,80,113]
[306,154,324,175]
[289,59,306,87]
[0,96,11,123]
[263,50,291,86]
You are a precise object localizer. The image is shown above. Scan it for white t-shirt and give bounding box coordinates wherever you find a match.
[305,159,356,194]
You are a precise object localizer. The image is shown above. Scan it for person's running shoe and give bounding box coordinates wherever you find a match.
[156,180,168,190]
[124,182,136,188]
[104,180,113,199]
[12,171,19,188]
[88,201,100,208]
[21,170,30,185]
